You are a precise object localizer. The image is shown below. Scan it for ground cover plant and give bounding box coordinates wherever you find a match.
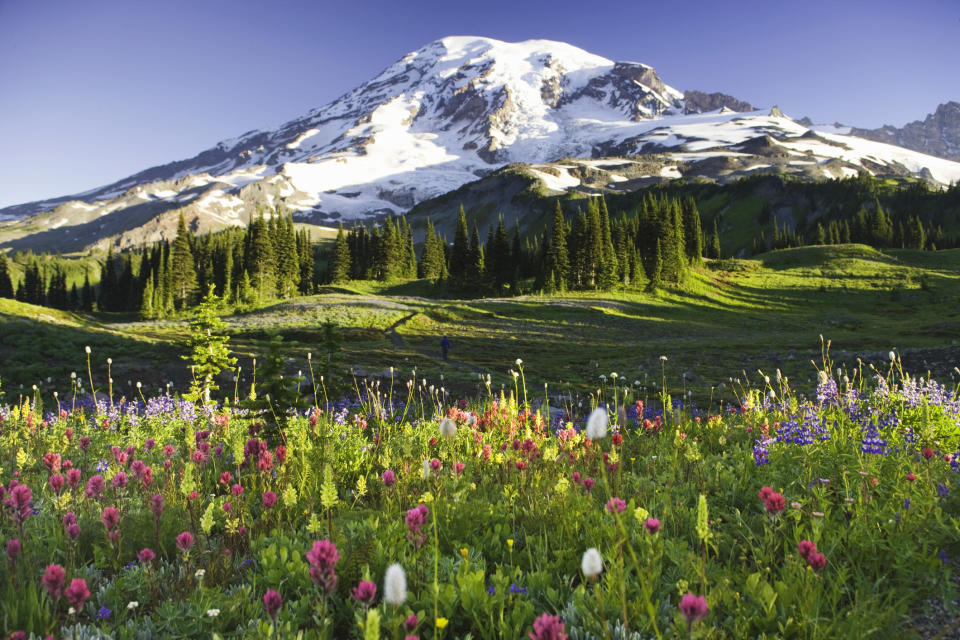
[2,342,960,638]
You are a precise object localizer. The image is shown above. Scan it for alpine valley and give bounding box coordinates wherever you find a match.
[1,36,959,253]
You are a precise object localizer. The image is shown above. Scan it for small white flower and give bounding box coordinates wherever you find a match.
[307,352,312,360]
[764,376,770,384]
[136,381,142,389]
[68,607,76,615]
[206,608,220,617]
[515,358,523,366]
[633,380,641,386]
[466,414,477,427]
[581,548,603,578]
[659,355,668,361]
[511,371,519,379]
[195,569,205,580]
[599,374,606,382]
[85,346,91,354]
[384,563,407,605]
[768,390,776,399]
[586,407,608,440]
[127,601,139,610]
[610,372,617,379]
[71,371,77,379]
[889,350,896,361]
[439,418,457,439]
[107,357,112,365]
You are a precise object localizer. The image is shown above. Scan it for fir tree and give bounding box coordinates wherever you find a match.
[710,218,722,260]
[275,215,300,297]
[681,198,704,263]
[597,198,619,289]
[449,206,470,285]
[543,201,570,290]
[418,219,446,280]
[0,252,13,299]
[81,272,94,312]
[140,277,155,320]
[182,285,237,404]
[171,212,198,309]
[98,247,118,311]
[329,223,352,284]
[245,211,276,301]
[469,223,486,292]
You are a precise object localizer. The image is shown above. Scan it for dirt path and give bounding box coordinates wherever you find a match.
[385,312,482,374]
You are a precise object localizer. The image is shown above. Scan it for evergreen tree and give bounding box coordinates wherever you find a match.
[449,206,470,285]
[98,247,118,311]
[329,223,352,284]
[597,198,619,289]
[543,201,570,290]
[418,219,446,280]
[275,215,300,297]
[815,223,826,245]
[81,272,94,312]
[0,252,13,299]
[399,216,417,278]
[244,211,276,301]
[906,215,926,250]
[171,212,198,309]
[182,285,237,404]
[710,218,722,259]
[140,277,155,320]
[69,284,80,310]
[681,198,704,263]
[469,224,486,292]
[297,229,314,294]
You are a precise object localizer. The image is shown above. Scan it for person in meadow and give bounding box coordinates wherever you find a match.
[440,335,451,361]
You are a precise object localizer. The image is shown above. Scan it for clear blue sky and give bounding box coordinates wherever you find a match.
[0,0,957,208]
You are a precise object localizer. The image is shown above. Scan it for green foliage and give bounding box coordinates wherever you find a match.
[181,285,237,403]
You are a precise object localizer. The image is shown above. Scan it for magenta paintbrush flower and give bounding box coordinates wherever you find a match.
[529,613,568,640]
[42,564,66,598]
[176,531,194,551]
[679,592,708,622]
[263,589,282,620]
[351,580,377,605]
[64,578,90,610]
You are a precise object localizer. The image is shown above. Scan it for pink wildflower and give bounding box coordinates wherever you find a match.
[351,580,378,605]
[263,589,283,620]
[176,531,194,551]
[64,578,90,610]
[678,592,708,622]
[382,470,397,487]
[605,497,626,514]
[644,518,661,534]
[101,506,119,531]
[529,613,568,640]
[138,548,155,564]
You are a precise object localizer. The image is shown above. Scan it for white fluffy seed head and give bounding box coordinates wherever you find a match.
[581,548,603,578]
[384,564,407,606]
[586,407,608,440]
[85,346,91,355]
[889,351,896,361]
[439,418,457,438]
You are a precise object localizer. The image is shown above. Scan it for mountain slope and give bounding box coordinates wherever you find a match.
[2,36,960,252]
[850,102,960,163]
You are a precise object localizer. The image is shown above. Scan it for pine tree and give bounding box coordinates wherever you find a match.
[69,284,80,310]
[648,238,663,292]
[543,201,570,290]
[329,223,352,284]
[171,212,198,309]
[140,277,155,320]
[450,206,470,285]
[681,198,704,263]
[275,215,300,297]
[297,229,314,294]
[98,247,118,311]
[0,252,13,299]
[710,218,722,260]
[469,224,486,292]
[597,198,619,289]
[245,211,275,301]
[81,272,94,311]
[182,285,237,404]
[399,216,417,278]
[419,219,446,280]
[815,223,826,245]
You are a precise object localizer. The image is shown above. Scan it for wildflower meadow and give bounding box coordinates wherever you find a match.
[2,344,960,639]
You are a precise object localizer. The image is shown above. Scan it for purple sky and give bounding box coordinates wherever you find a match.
[0,0,957,208]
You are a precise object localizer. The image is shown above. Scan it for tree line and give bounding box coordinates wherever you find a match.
[0,208,315,317]
[327,194,709,295]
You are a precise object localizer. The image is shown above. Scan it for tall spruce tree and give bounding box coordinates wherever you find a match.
[329,224,352,284]
[0,252,13,299]
[543,201,570,290]
[171,212,198,309]
[419,219,446,280]
[681,198,704,263]
[450,206,470,286]
[245,211,275,301]
[99,247,118,311]
[275,215,300,297]
[597,198,619,289]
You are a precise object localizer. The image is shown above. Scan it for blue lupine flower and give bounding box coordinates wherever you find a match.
[97,606,111,619]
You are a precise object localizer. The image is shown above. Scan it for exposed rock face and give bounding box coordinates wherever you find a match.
[683,90,753,114]
[851,102,960,161]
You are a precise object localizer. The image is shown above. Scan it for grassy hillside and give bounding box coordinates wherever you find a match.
[2,245,958,404]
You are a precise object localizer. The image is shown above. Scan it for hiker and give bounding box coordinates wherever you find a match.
[440,336,451,361]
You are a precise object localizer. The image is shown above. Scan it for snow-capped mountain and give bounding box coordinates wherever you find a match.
[2,36,959,251]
